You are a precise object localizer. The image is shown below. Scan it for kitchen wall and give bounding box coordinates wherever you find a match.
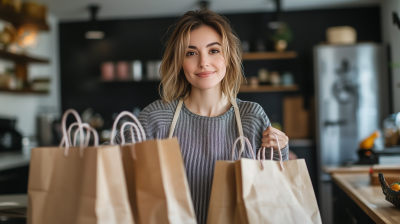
[59,6,382,130]
[381,0,400,113]
[0,14,60,137]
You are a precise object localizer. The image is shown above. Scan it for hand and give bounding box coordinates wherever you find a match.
[261,126,289,150]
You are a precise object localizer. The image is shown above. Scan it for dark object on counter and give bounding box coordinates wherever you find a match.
[36,114,62,146]
[0,118,22,151]
[372,147,400,164]
[355,149,378,165]
[378,173,400,208]
[373,146,400,155]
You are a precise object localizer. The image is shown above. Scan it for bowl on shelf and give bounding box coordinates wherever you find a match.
[378,173,400,208]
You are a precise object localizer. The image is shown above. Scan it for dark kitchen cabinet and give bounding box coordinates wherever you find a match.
[0,165,29,195]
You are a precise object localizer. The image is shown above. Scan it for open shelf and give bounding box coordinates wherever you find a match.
[98,78,160,83]
[0,6,49,31]
[0,87,48,94]
[243,51,297,60]
[0,49,49,63]
[239,84,299,93]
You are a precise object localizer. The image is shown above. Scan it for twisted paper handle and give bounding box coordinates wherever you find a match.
[231,136,256,161]
[119,122,143,160]
[72,124,99,147]
[110,111,146,145]
[120,122,142,145]
[60,122,99,157]
[59,109,85,157]
[257,132,284,171]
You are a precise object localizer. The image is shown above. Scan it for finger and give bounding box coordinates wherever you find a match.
[261,136,288,150]
[261,138,276,148]
[267,129,289,145]
[263,126,285,137]
[262,126,273,136]
[267,132,286,144]
[272,128,287,139]
[262,134,286,144]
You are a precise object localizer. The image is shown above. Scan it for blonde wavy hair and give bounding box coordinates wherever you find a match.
[159,9,243,103]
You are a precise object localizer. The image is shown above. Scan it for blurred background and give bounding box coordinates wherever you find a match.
[0,0,399,223]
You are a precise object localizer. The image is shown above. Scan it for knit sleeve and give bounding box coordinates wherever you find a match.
[240,101,289,161]
[256,113,289,161]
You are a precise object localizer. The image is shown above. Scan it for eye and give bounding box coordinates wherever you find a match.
[210,49,219,54]
[186,52,196,56]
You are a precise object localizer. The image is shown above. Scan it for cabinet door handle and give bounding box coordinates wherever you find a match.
[345,207,358,224]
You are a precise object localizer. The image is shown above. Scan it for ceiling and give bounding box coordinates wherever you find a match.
[36,0,381,22]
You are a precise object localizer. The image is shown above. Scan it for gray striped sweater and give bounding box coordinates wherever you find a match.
[112,98,289,224]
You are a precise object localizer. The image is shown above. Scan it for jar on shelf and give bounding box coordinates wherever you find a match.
[383,113,400,147]
[269,71,280,85]
[281,72,294,85]
[257,68,268,83]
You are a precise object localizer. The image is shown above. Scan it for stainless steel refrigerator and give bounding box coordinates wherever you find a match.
[313,43,389,224]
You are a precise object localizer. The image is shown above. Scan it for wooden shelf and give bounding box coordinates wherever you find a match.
[0,49,49,63]
[0,87,48,94]
[239,84,299,93]
[243,51,297,60]
[0,6,49,31]
[99,78,160,83]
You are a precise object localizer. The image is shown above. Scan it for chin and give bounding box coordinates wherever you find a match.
[195,84,219,90]
[191,79,222,90]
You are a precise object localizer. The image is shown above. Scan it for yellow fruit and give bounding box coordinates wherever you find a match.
[390,183,400,191]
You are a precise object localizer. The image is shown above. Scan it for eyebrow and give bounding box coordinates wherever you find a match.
[188,42,221,49]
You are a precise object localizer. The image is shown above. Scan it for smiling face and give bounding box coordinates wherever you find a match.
[183,25,226,91]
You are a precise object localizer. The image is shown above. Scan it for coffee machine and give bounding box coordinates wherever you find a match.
[0,117,22,151]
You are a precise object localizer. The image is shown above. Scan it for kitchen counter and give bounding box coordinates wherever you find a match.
[332,173,400,224]
[0,152,30,171]
[0,194,27,223]
[0,194,27,208]
[323,165,371,174]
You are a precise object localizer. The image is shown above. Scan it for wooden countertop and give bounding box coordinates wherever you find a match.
[332,173,400,224]
[322,165,371,174]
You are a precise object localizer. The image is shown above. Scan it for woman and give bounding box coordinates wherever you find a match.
[114,9,289,224]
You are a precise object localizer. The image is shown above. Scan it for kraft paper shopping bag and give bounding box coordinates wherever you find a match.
[108,111,197,224]
[206,136,255,224]
[27,109,134,224]
[134,138,197,224]
[109,111,147,224]
[235,133,322,224]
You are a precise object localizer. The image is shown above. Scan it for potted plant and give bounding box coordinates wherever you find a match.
[270,22,293,52]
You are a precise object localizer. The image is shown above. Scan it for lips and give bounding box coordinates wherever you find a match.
[195,71,215,78]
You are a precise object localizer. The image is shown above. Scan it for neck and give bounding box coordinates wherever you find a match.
[184,84,232,117]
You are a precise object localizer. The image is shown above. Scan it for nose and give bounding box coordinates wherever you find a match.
[198,52,209,68]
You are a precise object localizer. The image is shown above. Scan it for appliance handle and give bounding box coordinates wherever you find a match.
[324,120,347,126]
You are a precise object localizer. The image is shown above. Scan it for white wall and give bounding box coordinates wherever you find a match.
[0,14,60,137]
[382,0,400,113]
